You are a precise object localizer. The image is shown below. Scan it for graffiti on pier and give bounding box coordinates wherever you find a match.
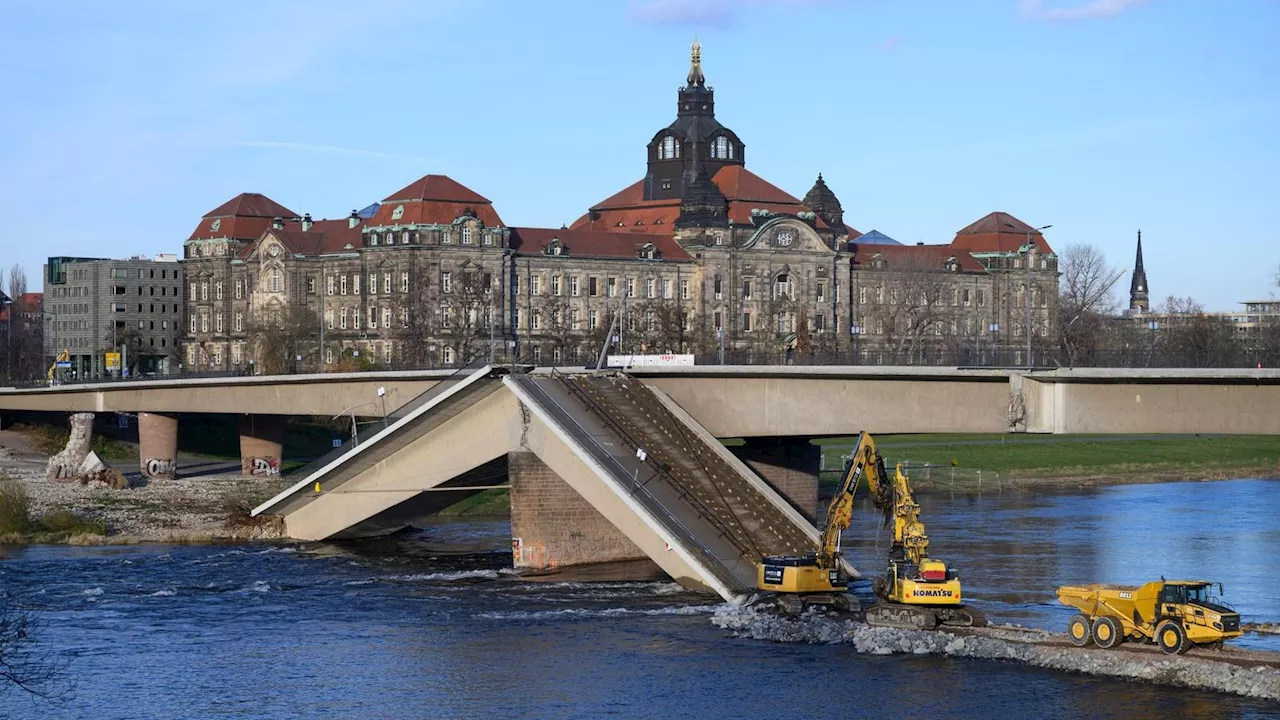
[242,456,280,477]
[143,457,176,479]
[511,537,558,570]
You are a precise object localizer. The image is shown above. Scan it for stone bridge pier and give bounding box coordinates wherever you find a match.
[239,415,286,478]
[138,411,179,480]
[730,437,821,523]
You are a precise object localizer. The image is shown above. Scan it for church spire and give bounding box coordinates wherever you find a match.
[687,39,705,88]
[1129,229,1150,312]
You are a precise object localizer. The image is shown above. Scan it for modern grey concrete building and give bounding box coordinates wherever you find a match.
[42,254,185,378]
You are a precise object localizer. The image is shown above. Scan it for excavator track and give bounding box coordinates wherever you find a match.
[868,576,986,629]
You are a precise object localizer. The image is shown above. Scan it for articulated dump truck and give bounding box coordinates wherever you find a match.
[1057,580,1242,654]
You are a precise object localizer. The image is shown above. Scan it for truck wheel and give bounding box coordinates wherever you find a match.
[1068,614,1094,647]
[1092,616,1123,649]
[1156,620,1189,655]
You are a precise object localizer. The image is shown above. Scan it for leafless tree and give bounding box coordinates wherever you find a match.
[630,298,690,354]
[1,600,69,699]
[1153,296,1241,368]
[1055,244,1125,366]
[441,266,498,365]
[245,303,319,374]
[7,265,26,302]
[867,257,960,364]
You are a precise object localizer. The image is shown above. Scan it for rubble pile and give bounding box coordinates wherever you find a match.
[712,605,1280,701]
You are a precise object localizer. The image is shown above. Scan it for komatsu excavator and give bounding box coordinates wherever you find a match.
[757,431,984,629]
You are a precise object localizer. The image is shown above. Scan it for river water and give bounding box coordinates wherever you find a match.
[2,478,1278,719]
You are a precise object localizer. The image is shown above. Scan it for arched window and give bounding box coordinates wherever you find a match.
[267,267,282,293]
[774,273,791,300]
[712,136,732,160]
[660,135,679,160]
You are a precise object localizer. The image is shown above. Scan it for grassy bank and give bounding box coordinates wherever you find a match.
[813,434,1280,490]
[0,475,107,543]
[438,488,511,516]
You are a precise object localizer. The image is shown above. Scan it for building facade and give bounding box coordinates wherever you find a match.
[181,44,1060,370]
[42,255,185,377]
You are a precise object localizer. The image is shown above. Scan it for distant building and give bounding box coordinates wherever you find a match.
[1129,230,1149,313]
[42,255,185,377]
[180,43,1060,369]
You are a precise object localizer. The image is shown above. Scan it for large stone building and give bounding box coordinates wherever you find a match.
[181,43,1059,370]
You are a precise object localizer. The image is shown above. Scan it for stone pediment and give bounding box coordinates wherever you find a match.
[741,218,832,255]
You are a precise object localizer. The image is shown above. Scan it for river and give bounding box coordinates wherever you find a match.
[1,478,1277,719]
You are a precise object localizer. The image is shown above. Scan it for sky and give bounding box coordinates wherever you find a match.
[1,0,1277,310]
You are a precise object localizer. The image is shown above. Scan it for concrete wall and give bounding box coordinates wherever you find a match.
[644,375,1010,437]
[0,374,444,416]
[1022,377,1280,434]
[507,451,649,571]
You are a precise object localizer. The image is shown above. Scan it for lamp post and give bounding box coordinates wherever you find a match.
[988,322,999,366]
[378,386,388,430]
[1004,222,1052,368]
[850,323,863,365]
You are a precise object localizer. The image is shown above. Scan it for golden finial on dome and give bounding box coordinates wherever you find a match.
[687,38,705,87]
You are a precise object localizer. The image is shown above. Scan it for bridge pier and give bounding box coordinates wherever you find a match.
[239,415,286,478]
[731,437,820,524]
[507,451,656,575]
[138,412,179,480]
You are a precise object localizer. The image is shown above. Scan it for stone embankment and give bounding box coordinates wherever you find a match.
[712,606,1280,701]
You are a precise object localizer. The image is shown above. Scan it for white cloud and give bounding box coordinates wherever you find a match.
[1020,0,1152,21]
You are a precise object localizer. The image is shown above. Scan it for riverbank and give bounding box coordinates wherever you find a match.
[0,465,288,545]
[712,606,1280,701]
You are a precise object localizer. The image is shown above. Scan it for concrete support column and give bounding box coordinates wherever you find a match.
[239,414,286,478]
[731,437,820,523]
[138,411,179,480]
[45,412,95,482]
[507,451,651,572]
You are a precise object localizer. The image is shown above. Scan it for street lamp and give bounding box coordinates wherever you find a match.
[988,322,999,366]
[850,323,863,365]
[1005,222,1052,368]
[378,386,388,430]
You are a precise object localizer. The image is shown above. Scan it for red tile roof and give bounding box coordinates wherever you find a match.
[0,292,42,322]
[189,192,299,242]
[243,219,366,259]
[203,193,297,220]
[570,166,833,233]
[951,211,1055,254]
[852,242,987,273]
[509,227,692,261]
[373,173,504,227]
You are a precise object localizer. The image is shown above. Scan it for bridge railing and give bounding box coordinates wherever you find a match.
[281,357,493,482]
[543,370,753,592]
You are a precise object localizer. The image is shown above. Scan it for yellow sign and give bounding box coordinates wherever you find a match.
[105,352,121,370]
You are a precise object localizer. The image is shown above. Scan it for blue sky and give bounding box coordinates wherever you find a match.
[2,0,1277,309]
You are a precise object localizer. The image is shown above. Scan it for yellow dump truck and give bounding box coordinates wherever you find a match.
[1057,580,1242,654]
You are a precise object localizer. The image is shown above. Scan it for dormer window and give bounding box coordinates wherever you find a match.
[461,226,473,244]
[638,243,658,260]
[369,234,378,247]
[659,135,680,160]
[544,240,565,256]
[402,231,412,244]
[711,136,734,160]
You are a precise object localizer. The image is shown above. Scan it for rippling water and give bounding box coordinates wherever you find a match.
[1,479,1278,719]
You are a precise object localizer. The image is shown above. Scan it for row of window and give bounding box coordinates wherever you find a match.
[366,227,498,247]
[655,135,737,161]
[709,275,831,303]
[515,274,692,300]
[327,272,412,296]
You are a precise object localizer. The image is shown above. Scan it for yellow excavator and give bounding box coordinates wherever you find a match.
[757,431,984,629]
[46,349,69,384]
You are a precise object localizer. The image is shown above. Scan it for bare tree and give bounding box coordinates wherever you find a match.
[7,265,26,302]
[1,600,69,699]
[442,267,497,364]
[245,303,319,374]
[1154,296,1241,368]
[868,257,960,364]
[1056,244,1125,366]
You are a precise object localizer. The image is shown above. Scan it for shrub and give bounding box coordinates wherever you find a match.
[0,477,32,535]
[39,510,107,536]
